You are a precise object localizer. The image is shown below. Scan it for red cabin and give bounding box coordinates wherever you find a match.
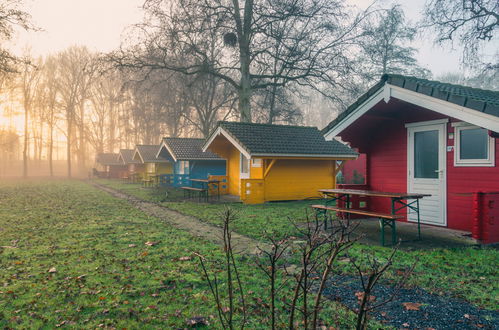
[323,74,499,244]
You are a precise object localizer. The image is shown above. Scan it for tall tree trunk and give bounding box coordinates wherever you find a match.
[66,110,72,178]
[23,104,29,178]
[267,83,278,124]
[48,120,54,177]
[239,52,251,122]
[234,0,253,122]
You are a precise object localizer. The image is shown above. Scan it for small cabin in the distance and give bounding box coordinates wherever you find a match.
[132,145,172,179]
[118,149,144,178]
[203,121,358,204]
[157,137,226,187]
[95,153,125,178]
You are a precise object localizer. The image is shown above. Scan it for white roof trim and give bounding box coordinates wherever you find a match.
[132,148,145,164]
[324,87,385,139]
[157,140,177,162]
[404,119,449,128]
[203,127,251,159]
[252,153,358,159]
[324,83,499,138]
[117,153,125,164]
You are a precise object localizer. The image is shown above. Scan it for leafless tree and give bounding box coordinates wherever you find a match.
[55,46,95,177]
[17,55,41,178]
[112,0,373,122]
[38,56,61,176]
[358,5,431,81]
[423,0,498,70]
[0,0,34,75]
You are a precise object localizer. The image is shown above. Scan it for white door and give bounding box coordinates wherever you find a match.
[407,122,446,226]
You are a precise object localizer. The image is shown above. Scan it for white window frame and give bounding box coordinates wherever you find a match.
[453,123,495,167]
[251,158,262,167]
[178,161,190,175]
[240,153,250,179]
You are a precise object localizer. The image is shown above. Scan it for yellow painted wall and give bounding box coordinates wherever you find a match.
[156,162,173,175]
[205,134,340,203]
[250,158,264,179]
[264,159,335,201]
[227,146,241,196]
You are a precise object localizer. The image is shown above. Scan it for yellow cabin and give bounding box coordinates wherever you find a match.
[132,145,173,179]
[203,121,358,204]
[118,149,144,178]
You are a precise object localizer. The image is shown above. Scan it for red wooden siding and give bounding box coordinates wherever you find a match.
[446,122,499,231]
[338,98,499,233]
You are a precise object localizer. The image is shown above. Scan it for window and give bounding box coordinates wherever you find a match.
[251,158,262,167]
[414,130,439,178]
[178,161,190,174]
[454,124,495,167]
[240,153,250,178]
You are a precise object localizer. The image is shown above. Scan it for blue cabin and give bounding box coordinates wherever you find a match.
[157,137,226,187]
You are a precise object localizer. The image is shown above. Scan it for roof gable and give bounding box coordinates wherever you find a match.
[96,153,121,166]
[118,149,140,164]
[160,137,222,162]
[323,74,499,138]
[134,145,169,163]
[204,121,358,158]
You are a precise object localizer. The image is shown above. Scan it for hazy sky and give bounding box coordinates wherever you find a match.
[10,0,465,76]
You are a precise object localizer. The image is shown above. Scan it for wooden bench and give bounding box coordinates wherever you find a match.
[142,179,154,188]
[181,186,208,201]
[311,205,404,246]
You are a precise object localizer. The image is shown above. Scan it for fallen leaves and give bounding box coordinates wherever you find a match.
[355,291,376,303]
[144,241,158,246]
[186,316,209,327]
[402,302,422,311]
[172,256,192,262]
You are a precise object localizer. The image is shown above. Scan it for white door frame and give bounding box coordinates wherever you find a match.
[406,120,447,226]
[240,152,250,179]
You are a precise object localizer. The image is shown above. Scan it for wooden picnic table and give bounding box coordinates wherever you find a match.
[185,178,221,201]
[314,188,431,246]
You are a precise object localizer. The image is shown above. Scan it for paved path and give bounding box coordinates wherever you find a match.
[89,181,267,255]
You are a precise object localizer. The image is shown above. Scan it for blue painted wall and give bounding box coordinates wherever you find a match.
[188,160,226,179]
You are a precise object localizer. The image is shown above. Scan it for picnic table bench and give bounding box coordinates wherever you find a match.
[181,186,208,201]
[181,179,221,202]
[312,189,431,246]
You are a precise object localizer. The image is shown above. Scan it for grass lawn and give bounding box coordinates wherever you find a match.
[95,179,499,310]
[0,179,373,329]
[96,178,318,240]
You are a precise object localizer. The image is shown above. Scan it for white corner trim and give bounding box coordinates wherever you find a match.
[389,84,499,132]
[383,82,391,103]
[203,127,251,159]
[132,149,144,163]
[202,127,221,152]
[157,140,177,162]
[324,87,385,140]
[405,119,449,128]
[324,83,499,139]
[251,153,358,159]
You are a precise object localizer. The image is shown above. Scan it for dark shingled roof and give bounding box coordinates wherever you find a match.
[96,153,121,166]
[322,74,499,134]
[134,145,169,163]
[118,149,140,165]
[214,121,357,157]
[162,137,222,161]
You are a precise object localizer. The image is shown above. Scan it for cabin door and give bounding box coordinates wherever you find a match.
[407,121,447,226]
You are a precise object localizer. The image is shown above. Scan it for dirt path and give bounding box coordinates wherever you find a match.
[89,181,266,255]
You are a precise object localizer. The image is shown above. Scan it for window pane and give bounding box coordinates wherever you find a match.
[460,128,488,160]
[414,130,438,179]
[240,154,249,173]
